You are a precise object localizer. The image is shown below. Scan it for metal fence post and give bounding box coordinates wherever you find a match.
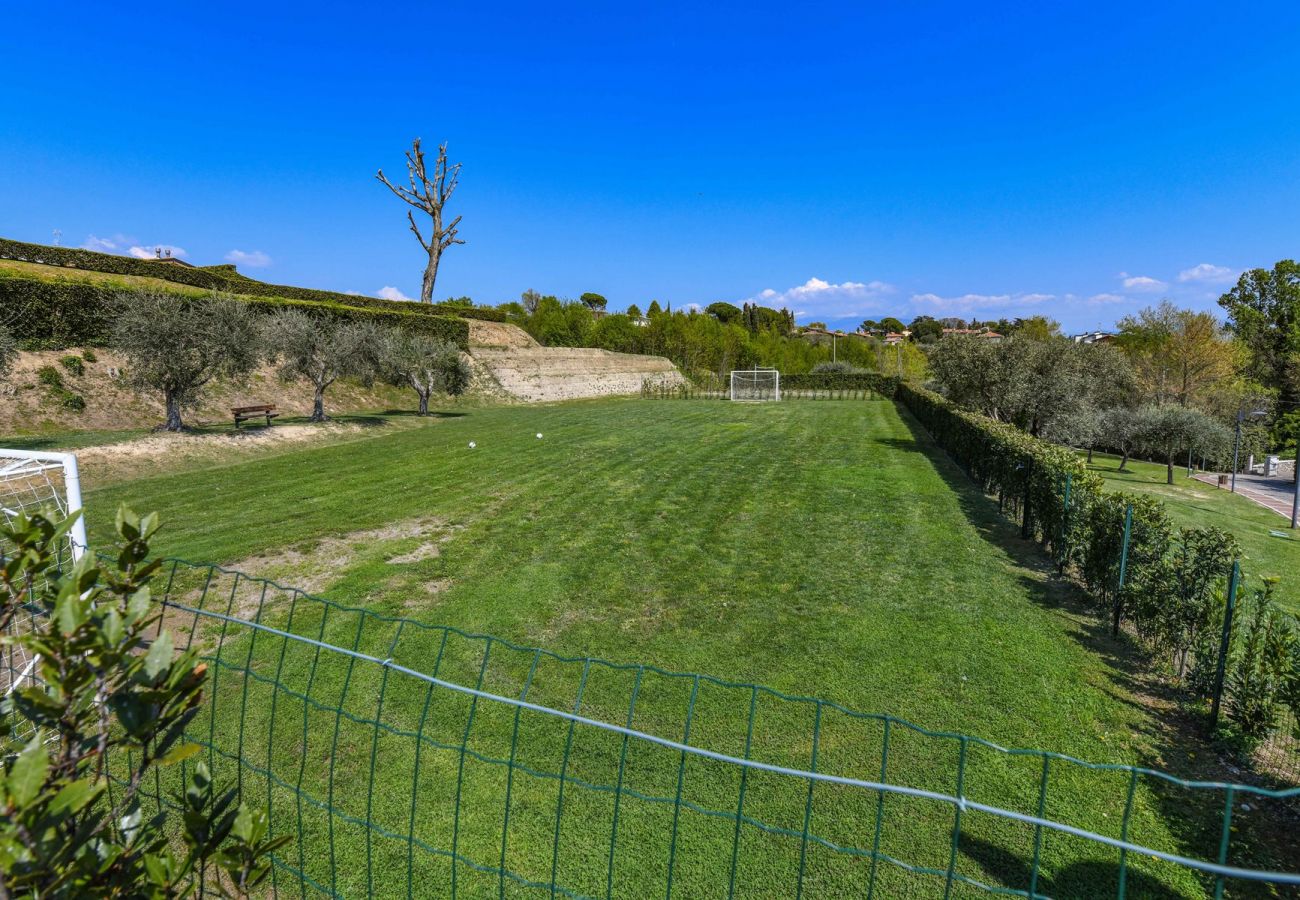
[1208,560,1241,731]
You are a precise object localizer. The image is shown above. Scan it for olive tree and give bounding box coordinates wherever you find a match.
[112,290,262,431]
[261,311,383,422]
[381,330,472,415]
[1134,404,1231,485]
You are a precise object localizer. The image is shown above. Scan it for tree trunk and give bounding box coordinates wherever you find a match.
[163,390,184,432]
[311,385,328,422]
[1119,449,1130,472]
[1166,451,1175,485]
[417,389,430,416]
[1087,446,1094,464]
[420,251,439,304]
[1112,601,1122,637]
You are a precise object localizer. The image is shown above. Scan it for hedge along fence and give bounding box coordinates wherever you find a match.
[780,372,899,394]
[896,382,1300,779]
[0,276,469,351]
[0,236,505,322]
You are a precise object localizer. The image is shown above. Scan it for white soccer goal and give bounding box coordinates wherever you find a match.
[729,368,781,401]
[0,450,87,712]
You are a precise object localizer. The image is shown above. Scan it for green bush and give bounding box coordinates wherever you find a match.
[57,389,85,412]
[0,276,468,351]
[59,354,84,376]
[36,365,62,388]
[80,349,97,362]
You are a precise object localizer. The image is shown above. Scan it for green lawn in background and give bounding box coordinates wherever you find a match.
[1082,451,1300,616]
[72,399,1279,897]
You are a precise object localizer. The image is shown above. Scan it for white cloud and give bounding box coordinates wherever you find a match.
[128,244,187,260]
[83,234,119,252]
[745,277,895,317]
[909,291,1052,312]
[1177,263,1235,284]
[225,249,272,268]
[1086,292,1127,305]
[377,286,414,302]
[1118,272,1166,292]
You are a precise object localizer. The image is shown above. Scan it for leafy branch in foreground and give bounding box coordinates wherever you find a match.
[0,507,286,897]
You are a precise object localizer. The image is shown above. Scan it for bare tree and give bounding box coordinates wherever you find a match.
[112,290,261,431]
[262,310,383,422]
[376,139,465,303]
[381,330,472,415]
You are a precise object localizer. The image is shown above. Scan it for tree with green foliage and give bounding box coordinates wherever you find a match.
[590,314,644,354]
[880,317,905,333]
[1218,260,1300,420]
[706,302,741,324]
[1011,316,1062,341]
[381,330,472,415]
[261,310,383,422]
[521,289,543,314]
[0,507,286,896]
[626,303,642,318]
[112,290,262,431]
[1117,300,1237,408]
[908,316,943,343]
[1133,404,1231,485]
[646,300,664,317]
[1099,406,1144,471]
[579,292,607,311]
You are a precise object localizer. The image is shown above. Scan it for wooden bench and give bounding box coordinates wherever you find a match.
[231,404,279,428]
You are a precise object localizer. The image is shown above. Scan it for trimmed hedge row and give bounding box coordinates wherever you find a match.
[0,237,504,322]
[0,277,468,351]
[782,372,899,394]
[894,382,1207,637]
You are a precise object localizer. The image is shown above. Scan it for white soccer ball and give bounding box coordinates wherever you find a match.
[468,441,476,449]
[536,433,543,439]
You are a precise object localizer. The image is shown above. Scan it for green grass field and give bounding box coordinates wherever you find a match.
[1082,452,1300,616]
[62,400,1289,897]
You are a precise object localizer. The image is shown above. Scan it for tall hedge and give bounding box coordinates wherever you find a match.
[0,277,468,351]
[0,237,503,322]
[781,372,899,394]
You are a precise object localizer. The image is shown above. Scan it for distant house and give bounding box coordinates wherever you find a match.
[883,332,909,345]
[1071,331,1115,345]
[630,315,650,327]
[941,328,1003,342]
[146,247,195,268]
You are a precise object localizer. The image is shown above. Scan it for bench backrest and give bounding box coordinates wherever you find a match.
[232,405,276,414]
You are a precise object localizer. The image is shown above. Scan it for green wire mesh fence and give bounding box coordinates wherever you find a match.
[103,559,1300,899]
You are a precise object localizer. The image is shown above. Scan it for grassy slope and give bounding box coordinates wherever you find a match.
[1083,452,1300,615]
[82,401,1237,897]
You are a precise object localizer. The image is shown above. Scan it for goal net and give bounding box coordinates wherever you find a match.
[730,368,780,401]
[0,450,87,724]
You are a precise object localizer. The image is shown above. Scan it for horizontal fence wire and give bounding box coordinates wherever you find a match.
[90,558,1300,898]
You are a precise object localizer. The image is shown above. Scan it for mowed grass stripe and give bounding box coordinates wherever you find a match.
[87,399,1209,897]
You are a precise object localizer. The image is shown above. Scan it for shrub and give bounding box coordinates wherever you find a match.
[59,354,84,376]
[810,360,853,373]
[80,348,97,362]
[57,389,86,412]
[36,364,62,388]
[0,506,286,895]
[1228,580,1294,741]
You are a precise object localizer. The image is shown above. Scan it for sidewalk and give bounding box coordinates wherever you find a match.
[1193,472,1296,521]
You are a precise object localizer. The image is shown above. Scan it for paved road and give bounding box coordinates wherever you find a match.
[1194,471,1298,521]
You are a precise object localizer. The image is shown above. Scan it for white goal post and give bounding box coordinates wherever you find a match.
[729,368,780,402]
[1,450,87,707]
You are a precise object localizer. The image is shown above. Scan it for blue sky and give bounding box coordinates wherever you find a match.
[4,2,1299,332]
